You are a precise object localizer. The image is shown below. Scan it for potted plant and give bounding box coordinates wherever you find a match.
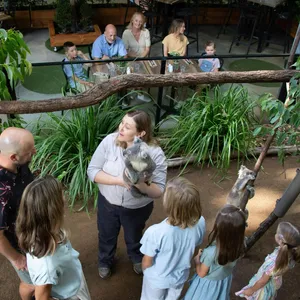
[114,56,129,75]
[0,28,31,127]
[0,28,31,101]
[48,0,101,50]
[168,51,181,73]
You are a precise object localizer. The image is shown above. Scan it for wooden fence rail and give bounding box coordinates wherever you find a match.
[0,70,297,114]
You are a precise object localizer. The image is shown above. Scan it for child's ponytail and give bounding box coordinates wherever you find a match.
[208,205,246,265]
[292,246,300,263]
[274,222,300,275]
[274,244,290,275]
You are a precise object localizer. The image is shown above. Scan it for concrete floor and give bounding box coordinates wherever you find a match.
[16,24,291,128]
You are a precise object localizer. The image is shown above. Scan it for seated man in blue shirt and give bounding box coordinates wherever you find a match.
[92,24,127,60]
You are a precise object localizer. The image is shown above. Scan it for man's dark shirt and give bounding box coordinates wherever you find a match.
[0,164,33,251]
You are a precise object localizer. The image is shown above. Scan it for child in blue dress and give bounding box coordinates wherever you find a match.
[140,177,206,300]
[236,221,300,300]
[16,176,91,300]
[184,204,246,300]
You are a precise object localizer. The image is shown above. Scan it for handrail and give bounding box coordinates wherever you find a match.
[31,53,292,67]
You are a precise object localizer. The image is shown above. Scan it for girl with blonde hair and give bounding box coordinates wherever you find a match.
[16,176,91,300]
[140,176,206,300]
[236,221,300,299]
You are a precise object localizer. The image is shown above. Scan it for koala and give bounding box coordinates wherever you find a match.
[123,137,156,198]
[226,165,256,219]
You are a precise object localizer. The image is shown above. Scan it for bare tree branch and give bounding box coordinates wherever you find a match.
[0,70,297,114]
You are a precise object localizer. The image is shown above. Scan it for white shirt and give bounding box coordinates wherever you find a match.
[122,29,151,57]
[27,241,83,299]
[140,217,206,289]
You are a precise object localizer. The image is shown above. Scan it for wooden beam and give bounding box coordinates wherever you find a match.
[0,70,297,114]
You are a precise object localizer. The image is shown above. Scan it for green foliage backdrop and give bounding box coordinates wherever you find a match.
[32,96,126,210]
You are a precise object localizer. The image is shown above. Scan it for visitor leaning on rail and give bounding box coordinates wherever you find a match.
[92,24,127,61]
[122,12,151,58]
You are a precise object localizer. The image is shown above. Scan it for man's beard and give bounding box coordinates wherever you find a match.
[15,160,30,168]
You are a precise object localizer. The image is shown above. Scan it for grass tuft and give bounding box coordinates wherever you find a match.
[32,96,126,210]
[159,86,258,172]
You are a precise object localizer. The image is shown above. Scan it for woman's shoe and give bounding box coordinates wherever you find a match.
[98,267,111,279]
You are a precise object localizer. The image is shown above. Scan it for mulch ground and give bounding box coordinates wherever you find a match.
[0,156,299,300]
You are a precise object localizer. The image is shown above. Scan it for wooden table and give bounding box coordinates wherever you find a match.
[247,0,285,8]
[144,58,201,123]
[92,58,201,124]
[91,60,150,84]
[143,58,200,74]
[247,0,286,52]
[153,0,183,39]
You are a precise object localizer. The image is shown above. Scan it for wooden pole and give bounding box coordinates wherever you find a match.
[0,70,297,114]
[246,169,300,251]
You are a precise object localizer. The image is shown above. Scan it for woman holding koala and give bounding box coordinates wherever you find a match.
[87,110,167,279]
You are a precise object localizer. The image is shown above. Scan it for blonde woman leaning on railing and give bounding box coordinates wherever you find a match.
[122,12,151,58]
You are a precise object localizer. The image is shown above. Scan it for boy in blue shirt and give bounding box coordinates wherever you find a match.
[63,41,94,92]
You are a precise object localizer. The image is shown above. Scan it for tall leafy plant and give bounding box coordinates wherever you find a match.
[32,96,126,210]
[160,86,258,171]
[253,57,300,164]
[0,28,31,100]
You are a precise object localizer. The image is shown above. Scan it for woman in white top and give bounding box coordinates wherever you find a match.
[122,12,151,57]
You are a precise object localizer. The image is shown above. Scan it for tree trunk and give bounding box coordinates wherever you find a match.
[0,70,297,114]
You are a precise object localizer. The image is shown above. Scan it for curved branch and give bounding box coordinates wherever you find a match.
[0,70,297,114]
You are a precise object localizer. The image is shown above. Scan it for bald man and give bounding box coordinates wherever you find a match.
[0,127,36,300]
[92,24,127,60]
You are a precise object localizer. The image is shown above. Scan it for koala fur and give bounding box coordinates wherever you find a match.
[226,165,256,218]
[123,137,156,198]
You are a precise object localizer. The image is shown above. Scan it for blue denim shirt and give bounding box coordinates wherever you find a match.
[92,34,127,59]
[63,57,88,88]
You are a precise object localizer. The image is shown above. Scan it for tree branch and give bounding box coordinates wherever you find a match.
[0,70,297,114]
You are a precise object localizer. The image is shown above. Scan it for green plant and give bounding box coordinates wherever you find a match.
[32,96,126,210]
[253,57,300,164]
[114,57,129,75]
[114,56,128,67]
[78,0,93,31]
[160,86,258,171]
[0,28,31,100]
[54,0,93,33]
[168,51,180,57]
[54,0,72,33]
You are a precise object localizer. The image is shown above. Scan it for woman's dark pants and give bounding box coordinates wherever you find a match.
[97,192,153,268]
